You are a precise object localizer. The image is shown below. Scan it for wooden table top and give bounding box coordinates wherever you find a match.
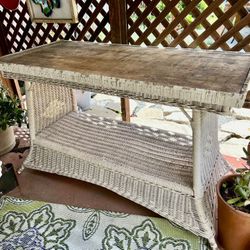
[0,41,249,110]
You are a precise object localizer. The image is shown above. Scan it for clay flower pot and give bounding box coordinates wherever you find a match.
[0,126,15,156]
[217,174,250,250]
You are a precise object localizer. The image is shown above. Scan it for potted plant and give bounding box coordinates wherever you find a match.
[217,154,250,250]
[242,135,250,165]
[0,84,24,155]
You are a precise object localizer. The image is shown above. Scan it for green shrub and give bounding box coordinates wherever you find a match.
[0,85,24,131]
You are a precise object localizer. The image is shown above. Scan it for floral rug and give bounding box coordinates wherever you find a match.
[0,196,211,250]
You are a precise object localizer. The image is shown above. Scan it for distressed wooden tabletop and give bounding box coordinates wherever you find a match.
[0,41,249,110]
[1,40,249,93]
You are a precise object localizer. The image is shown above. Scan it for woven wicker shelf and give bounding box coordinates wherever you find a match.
[32,112,194,193]
[0,41,249,249]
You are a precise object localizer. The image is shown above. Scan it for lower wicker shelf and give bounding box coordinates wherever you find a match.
[23,111,228,249]
[34,112,194,193]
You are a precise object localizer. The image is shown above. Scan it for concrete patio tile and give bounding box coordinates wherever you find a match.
[105,99,137,115]
[85,105,121,120]
[231,108,250,119]
[221,120,250,138]
[220,138,249,158]
[136,107,164,120]
[164,111,192,124]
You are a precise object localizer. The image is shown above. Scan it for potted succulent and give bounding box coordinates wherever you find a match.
[242,136,250,165]
[0,84,24,155]
[217,146,250,250]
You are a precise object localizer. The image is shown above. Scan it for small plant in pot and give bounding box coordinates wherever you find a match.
[0,84,24,155]
[217,143,250,250]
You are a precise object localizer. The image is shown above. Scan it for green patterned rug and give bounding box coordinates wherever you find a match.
[0,196,211,250]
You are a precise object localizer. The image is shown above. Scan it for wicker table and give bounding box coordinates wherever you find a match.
[0,41,249,249]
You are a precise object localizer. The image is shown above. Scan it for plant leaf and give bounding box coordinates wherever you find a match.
[227,197,242,205]
[235,185,248,199]
[235,201,245,207]
[243,147,249,157]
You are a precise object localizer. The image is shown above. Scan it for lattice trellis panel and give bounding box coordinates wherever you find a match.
[0,0,111,53]
[0,0,249,53]
[127,0,250,51]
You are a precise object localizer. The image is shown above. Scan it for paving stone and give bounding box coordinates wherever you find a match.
[129,100,138,115]
[165,111,192,124]
[93,93,120,103]
[85,106,121,120]
[93,94,138,115]
[92,94,120,108]
[220,138,249,158]
[105,99,137,115]
[136,107,164,120]
[104,102,121,113]
[221,120,250,138]
[218,115,234,126]
[132,101,153,115]
[161,105,182,115]
[231,108,250,119]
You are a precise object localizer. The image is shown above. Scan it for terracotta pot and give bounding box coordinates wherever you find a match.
[217,174,250,250]
[0,126,15,156]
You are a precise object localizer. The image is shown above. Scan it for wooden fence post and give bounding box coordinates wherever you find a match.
[108,0,130,122]
[0,21,19,97]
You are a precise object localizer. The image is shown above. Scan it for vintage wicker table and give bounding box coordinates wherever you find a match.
[0,41,249,249]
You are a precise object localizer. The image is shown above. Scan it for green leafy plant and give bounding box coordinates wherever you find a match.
[0,85,24,131]
[221,168,250,213]
[242,135,250,165]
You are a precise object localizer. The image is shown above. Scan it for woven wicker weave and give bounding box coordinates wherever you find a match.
[22,82,230,249]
